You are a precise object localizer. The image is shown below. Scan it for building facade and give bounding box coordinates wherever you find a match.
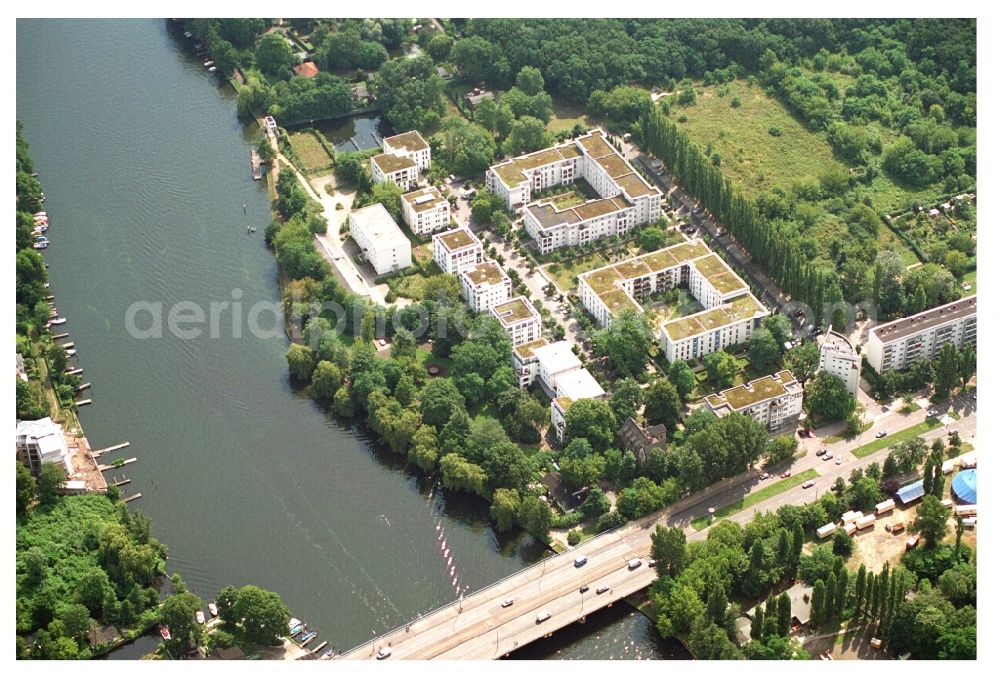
[432,226,483,274]
[401,186,451,236]
[865,296,977,373]
[490,296,542,346]
[382,130,431,171]
[512,338,549,388]
[486,129,662,254]
[371,153,419,190]
[819,327,861,396]
[703,370,803,431]
[16,417,70,475]
[459,261,512,313]
[348,203,412,276]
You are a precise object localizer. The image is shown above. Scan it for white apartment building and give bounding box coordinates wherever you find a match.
[371,153,419,191]
[865,296,977,374]
[348,203,412,276]
[512,338,549,388]
[703,370,803,432]
[486,129,662,254]
[575,239,766,362]
[432,226,483,274]
[382,130,431,171]
[460,261,511,313]
[820,327,861,396]
[401,186,451,236]
[16,417,70,475]
[551,369,607,443]
[490,296,542,346]
[534,341,582,394]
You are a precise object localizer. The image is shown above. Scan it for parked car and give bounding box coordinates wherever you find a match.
[780,470,792,478]
[928,408,938,416]
[816,448,827,457]
[835,455,843,465]
[802,480,816,489]
[808,430,816,438]
[536,611,551,623]
[875,430,888,439]
[822,453,834,461]
[759,472,770,480]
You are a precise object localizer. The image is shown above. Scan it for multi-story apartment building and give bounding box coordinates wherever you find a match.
[401,186,451,236]
[865,296,977,374]
[486,129,662,254]
[703,370,803,432]
[576,239,767,362]
[371,153,419,191]
[490,296,542,346]
[432,226,483,274]
[533,341,582,395]
[16,417,70,475]
[512,338,549,388]
[382,130,431,171]
[550,369,607,442]
[348,203,412,276]
[459,261,511,313]
[820,327,861,396]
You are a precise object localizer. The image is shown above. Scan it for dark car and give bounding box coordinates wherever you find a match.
[579,585,590,594]
[816,448,826,456]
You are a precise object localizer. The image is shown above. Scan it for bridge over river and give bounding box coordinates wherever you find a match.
[337,520,660,660]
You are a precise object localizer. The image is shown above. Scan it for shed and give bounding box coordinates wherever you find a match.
[816,522,836,539]
[841,510,863,526]
[875,499,895,515]
[843,522,857,536]
[856,514,876,530]
[896,480,926,505]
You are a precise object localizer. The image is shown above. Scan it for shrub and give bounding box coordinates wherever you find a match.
[567,529,582,546]
[768,126,783,136]
[678,114,688,123]
[730,97,741,107]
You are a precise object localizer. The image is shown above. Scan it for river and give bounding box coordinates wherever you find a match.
[15,18,685,660]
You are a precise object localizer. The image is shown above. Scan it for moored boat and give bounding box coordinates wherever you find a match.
[208,602,218,616]
[160,626,172,640]
[290,625,305,637]
[196,610,205,624]
[299,631,318,645]
[49,317,67,325]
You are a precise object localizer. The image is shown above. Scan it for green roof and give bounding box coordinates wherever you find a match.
[492,297,537,325]
[384,130,429,152]
[705,370,798,411]
[372,153,416,174]
[661,293,765,341]
[514,338,549,359]
[583,267,623,295]
[462,261,508,287]
[435,227,477,251]
[403,187,447,212]
[494,148,566,188]
[600,288,641,315]
[577,131,615,158]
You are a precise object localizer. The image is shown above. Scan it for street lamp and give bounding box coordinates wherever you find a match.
[369,629,376,656]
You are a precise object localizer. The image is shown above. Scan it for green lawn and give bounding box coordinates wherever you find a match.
[417,347,454,374]
[546,101,595,134]
[288,130,335,173]
[960,270,976,297]
[543,251,608,293]
[691,468,821,530]
[851,419,943,458]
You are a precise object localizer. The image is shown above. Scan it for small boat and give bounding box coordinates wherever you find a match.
[196,610,206,624]
[33,242,48,250]
[299,631,318,645]
[288,618,301,630]
[66,349,77,357]
[160,626,172,641]
[321,649,336,660]
[208,602,218,616]
[290,625,305,637]
[203,60,214,67]
[208,66,217,73]
[183,30,192,38]
[34,211,47,217]
[50,317,67,325]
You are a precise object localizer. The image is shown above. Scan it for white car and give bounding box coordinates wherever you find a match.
[802,480,816,489]
[835,455,843,465]
[376,647,392,660]
[822,453,834,461]
[501,598,514,608]
[536,611,551,623]
[596,584,610,594]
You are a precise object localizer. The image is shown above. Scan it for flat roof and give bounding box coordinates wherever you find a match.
[581,239,712,293]
[513,338,549,359]
[403,186,447,212]
[493,147,567,188]
[372,153,416,174]
[491,296,539,326]
[434,227,479,252]
[534,340,581,374]
[350,203,410,249]
[596,153,633,178]
[383,130,429,153]
[872,296,977,343]
[617,172,659,198]
[555,368,606,401]
[663,293,766,341]
[705,370,798,412]
[553,396,575,413]
[599,288,642,315]
[576,131,616,158]
[821,328,855,356]
[461,260,508,287]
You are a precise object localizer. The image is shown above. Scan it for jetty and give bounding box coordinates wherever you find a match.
[109,475,132,487]
[52,332,69,339]
[251,147,264,180]
[97,457,138,472]
[75,382,91,392]
[74,398,92,406]
[310,641,330,655]
[66,367,83,376]
[61,342,75,349]
[123,493,143,503]
[92,441,129,458]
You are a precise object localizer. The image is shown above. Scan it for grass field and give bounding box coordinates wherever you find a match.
[852,418,943,458]
[543,251,607,292]
[961,270,976,297]
[691,468,821,530]
[676,81,845,197]
[546,101,595,134]
[288,130,334,173]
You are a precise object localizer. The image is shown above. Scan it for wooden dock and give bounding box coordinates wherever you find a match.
[123,493,142,503]
[310,641,329,654]
[74,399,92,406]
[109,475,132,487]
[97,457,137,472]
[75,382,91,392]
[66,367,83,376]
[52,332,69,339]
[251,147,264,180]
[92,441,129,458]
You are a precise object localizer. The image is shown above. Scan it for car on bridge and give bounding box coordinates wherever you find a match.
[536,611,551,623]
[501,597,514,608]
[596,584,610,594]
[574,556,588,568]
[579,585,590,594]
[627,558,643,570]
[376,647,392,660]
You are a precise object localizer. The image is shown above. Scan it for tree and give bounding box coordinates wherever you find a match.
[790,524,804,570]
[16,461,35,514]
[563,399,617,452]
[762,314,793,348]
[638,226,667,252]
[161,591,204,648]
[764,436,797,466]
[958,344,976,388]
[56,603,94,646]
[419,378,465,427]
[703,351,739,388]
[688,620,742,659]
[408,424,438,471]
[579,489,611,519]
[610,378,644,423]
[75,568,114,618]
[644,379,682,426]
[501,116,553,156]
[515,65,545,96]
[805,371,856,421]
[425,33,453,62]
[37,463,66,506]
[449,36,508,84]
[667,360,697,401]
[490,488,521,532]
[748,328,780,370]
[832,528,854,558]
[592,310,651,377]
[374,56,445,132]
[933,342,961,400]
[285,343,316,382]
[914,495,950,549]
[517,495,552,538]
[650,525,686,578]
[784,341,820,382]
[233,585,290,646]
[811,579,826,628]
[255,33,295,79]
[657,583,704,637]
[309,360,342,402]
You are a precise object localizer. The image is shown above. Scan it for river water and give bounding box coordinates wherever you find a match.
[16,18,685,660]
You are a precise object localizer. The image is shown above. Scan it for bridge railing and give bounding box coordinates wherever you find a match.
[338,522,637,657]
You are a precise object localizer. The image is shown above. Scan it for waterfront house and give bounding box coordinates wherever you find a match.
[16,416,70,475]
